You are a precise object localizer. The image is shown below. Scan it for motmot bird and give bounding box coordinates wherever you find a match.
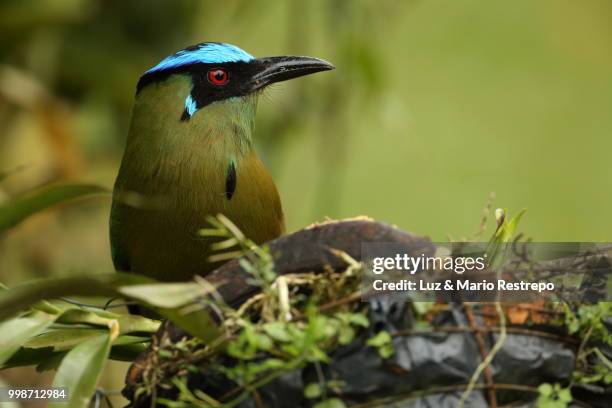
[110,42,333,282]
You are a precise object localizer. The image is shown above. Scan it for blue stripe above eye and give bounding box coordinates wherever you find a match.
[146,42,254,74]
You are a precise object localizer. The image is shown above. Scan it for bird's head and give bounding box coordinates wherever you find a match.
[136,42,334,121]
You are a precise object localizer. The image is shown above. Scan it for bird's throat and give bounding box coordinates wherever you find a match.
[121,75,258,193]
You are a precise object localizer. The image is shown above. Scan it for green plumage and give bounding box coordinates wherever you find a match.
[110,75,284,281]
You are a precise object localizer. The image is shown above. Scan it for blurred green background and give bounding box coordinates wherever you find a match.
[1,0,612,404]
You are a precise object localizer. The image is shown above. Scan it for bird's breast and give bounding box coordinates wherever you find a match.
[111,150,284,281]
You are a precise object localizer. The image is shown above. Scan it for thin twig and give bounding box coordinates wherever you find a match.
[60,296,137,310]
[570,324,595,387]
[318,290,363,312]
[464,303,497,407]
[470,192,496,241]
[458,302,507,407]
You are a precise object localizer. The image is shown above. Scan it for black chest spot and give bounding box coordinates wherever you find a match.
[225,161,237,200]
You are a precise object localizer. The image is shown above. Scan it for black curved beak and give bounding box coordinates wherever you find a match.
[250,56,334,91]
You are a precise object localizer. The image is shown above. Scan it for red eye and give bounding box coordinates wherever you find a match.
[207,68,229,85]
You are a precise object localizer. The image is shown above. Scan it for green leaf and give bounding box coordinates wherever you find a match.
[338,326,355,345]
[304,383,322,399]
[56,309,117,326]
[32,299,62,315]
[367,331,394,358]
[367,331,391,347]
[0,183,107,232]
[0,273,153,321]
[160,308,220,345]
[245,358,285,377]
[347,313,370,328]
[337,312,369,328]
[109,343,150,361]
[0,314,53,365]
[493,208,526,243]
[558,388,572,403]
[50,333,112,408]
[118,282,212,309]
[486,209,527,269]
[2,305,156,369]
[0,274,219,345]
[5,334,148,368]
[538,383,553,397]
[313,398,347,408]
[306,345,330,363]
[57,309,159,334]
[263,321,291,342]
[253,332,273,350]
[0,277,112,321]
[412,302,435,316]
[380,344,395,358]
[25,328,108,351]
[114,314,160,334]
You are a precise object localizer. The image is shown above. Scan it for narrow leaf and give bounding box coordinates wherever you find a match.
[160,308,221,345]
[118,282,213,309]
[109,343,150,361]
[314,398,347,408]
[0,183,107,232]
[0,315,52,365]
[56,309,159,334]
[0,273,154,321]
[25,328,108,351]
[56,309,116,327]
[115,314,160,334]
[50,333,112,408]
[5,336,149,368]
